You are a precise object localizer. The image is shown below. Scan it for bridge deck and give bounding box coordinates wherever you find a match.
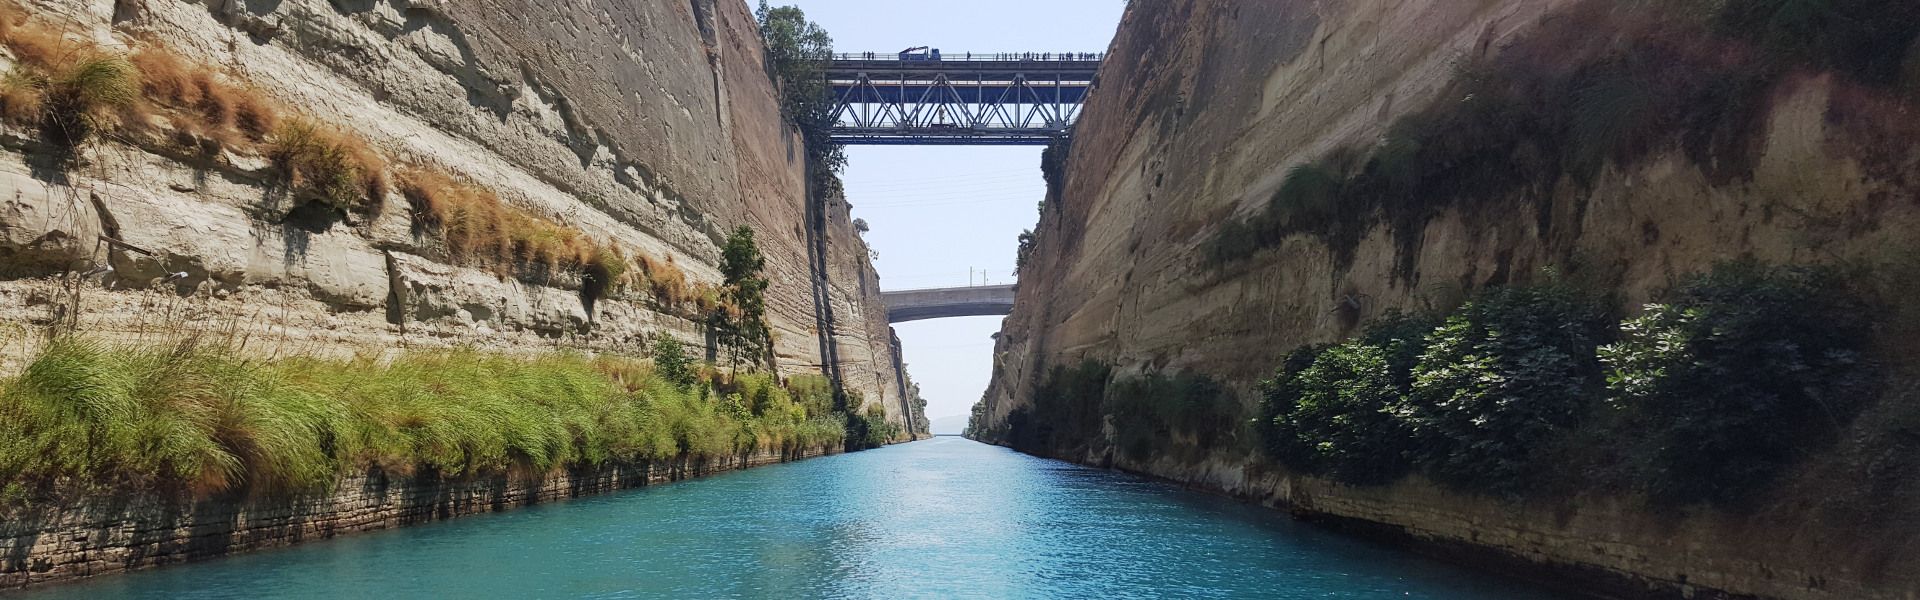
[880,284,1016,323]
[828,52,1100,146]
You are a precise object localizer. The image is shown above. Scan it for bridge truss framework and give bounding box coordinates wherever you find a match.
[827,53,1100,146]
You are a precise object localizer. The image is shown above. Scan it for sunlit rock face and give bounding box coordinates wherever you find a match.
[0,0,911,426]
[979,1,1920,598]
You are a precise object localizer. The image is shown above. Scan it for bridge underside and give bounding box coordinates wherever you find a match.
[880,284,1017,324]
[828,55,1098,146]
[887,302,1014,323]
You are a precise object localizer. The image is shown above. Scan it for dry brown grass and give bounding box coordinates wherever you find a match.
[1,18,65,68]
[268,117,386,214]
[129,47,278,147]
[130,48,193,105]
[0,69,39,125]
[401,168,597,275]
[399,168,730,307]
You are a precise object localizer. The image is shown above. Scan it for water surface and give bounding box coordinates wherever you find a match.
[22,438,1566,599]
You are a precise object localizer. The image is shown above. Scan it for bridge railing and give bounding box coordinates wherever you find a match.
[833,52,1105,62]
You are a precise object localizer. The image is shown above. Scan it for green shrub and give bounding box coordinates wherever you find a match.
[1106,371,1237,461]
[0,337,851,504]
[1008,360,1110,453]
[1712,0,1920,86]
[651,335,695,388]
[1395,282,1613,494]
[1259,313,1436,484]
[841,395,899,451]
[1601,261,1874,504]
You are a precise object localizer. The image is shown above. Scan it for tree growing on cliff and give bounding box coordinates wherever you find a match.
[715,226,772,369]
[756,2,844,174]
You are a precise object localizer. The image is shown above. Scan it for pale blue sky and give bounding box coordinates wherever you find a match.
[780,0,1126,431]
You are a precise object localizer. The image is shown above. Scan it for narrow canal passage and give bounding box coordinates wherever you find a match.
[24,439,1566,599]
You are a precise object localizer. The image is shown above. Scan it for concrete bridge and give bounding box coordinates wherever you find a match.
[881,284,1015,323]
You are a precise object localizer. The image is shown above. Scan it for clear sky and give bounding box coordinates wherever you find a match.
[780,0,1126,432]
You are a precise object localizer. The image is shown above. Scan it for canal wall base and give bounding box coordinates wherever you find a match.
[1028,444,1918,600]
[0,446,840,590]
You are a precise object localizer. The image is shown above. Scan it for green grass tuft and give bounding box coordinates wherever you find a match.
[0,339,850,504]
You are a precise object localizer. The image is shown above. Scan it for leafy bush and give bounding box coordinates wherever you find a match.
[1601,261,1874,504]
[1259,313,1436,484]
[847,404,900,450]
[1106,371,1237,461]
[1395,282,1613,494]
[755,2,843,174]
[650,335,696,389]
[1008,360,1110,453]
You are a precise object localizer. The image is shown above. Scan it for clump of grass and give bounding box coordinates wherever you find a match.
[1,16,65,68]
[0,69,42,125]
[268,117,387,215]
[400,169,605,276]
[38,52,138,145]
[2,5,291,157]
[404,168,726,307]
[130,47,279,146]
[130,49,194,106]
[0,337,852,504]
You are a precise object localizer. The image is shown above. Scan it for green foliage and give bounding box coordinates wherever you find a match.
[1105,371,1239,461]
[1040,136,1073,194]
[1016,229,1036,270]
[650,334,695,388]
[846,403,900,450]
[1601,261,1874,504]
[0,339,850,504]
[1008,360,1110,453]
[714,226,771,367]
[787,374,836,418]
[1396,281,1613,494]
[755,2,843,174]
[1259,313,1436,484]
[1202,1,1920,275]
[1712,0,1920,86]
[40,53,136,147]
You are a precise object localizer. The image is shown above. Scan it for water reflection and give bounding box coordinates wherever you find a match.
[20,438,1567,600]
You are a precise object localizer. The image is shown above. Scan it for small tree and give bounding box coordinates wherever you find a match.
[715,226,771,368]
[756,2,843,174]
[652,334,696,388]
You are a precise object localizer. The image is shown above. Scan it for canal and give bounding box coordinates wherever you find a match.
[21,438,1567,599]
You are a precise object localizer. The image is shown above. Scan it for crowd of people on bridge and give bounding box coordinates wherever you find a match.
[840,51,1103,61]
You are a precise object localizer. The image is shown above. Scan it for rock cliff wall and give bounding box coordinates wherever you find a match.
[1,445,838,587]
[979,1,1920,598]
[0,0,916,430]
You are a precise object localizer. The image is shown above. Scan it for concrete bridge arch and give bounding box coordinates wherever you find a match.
[881,284,1015,323]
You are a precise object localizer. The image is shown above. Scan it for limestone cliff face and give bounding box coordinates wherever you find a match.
[980,1,1920,598]
[0,0,914,430]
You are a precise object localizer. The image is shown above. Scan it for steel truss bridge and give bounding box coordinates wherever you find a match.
[827,52,1101,146]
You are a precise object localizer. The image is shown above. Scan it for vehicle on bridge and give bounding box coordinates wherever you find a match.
[899,46,941,61]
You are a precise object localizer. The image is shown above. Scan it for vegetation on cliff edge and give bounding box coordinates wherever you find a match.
[1203,0,1920,276]
[0,335,847,506]
[1257,261,1875,506]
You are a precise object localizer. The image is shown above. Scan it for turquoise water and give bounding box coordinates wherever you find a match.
[21,438,1566,599]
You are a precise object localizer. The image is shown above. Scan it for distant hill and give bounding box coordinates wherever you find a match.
[929,414,970,435]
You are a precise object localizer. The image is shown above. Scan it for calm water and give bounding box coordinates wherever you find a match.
[21,438,1567,599]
